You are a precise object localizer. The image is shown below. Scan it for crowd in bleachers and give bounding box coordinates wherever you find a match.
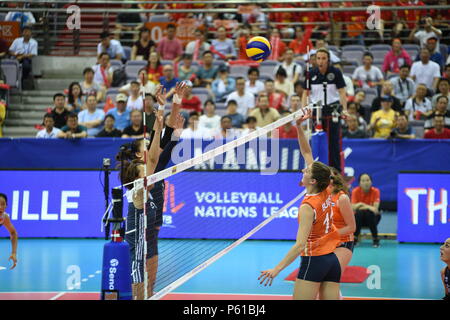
[1,1,450,139]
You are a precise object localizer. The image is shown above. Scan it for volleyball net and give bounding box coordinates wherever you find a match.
[110,101,324,300]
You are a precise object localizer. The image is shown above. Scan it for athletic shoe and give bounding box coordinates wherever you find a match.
[372,239,380,248]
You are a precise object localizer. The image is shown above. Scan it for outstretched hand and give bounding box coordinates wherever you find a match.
[258,268,280,287]
[173,81,188,104]
[295,107,312,127]
[155,84,167,106]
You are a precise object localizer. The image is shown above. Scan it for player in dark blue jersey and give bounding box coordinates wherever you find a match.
[440,238,450,301]
[0,193,18,269]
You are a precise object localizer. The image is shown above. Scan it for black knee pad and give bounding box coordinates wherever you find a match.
[146,228,160,259]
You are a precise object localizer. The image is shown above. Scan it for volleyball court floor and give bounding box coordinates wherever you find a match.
[0,234,444,300]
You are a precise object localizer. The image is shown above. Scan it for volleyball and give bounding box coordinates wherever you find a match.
[246,36,272,62]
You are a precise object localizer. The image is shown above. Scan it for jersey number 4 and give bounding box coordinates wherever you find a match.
[323,210,334,234]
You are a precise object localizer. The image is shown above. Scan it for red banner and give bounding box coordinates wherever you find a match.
[0,22,20,45]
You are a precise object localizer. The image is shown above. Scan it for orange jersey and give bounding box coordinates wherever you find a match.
[331,190,354,243]
[299,189,340,256]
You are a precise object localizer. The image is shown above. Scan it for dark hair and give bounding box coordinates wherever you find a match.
[275,67,288,78]
[104,114,115,122]
[130,80,140,86]
[98,52,109,59]
[0,193,7,204]
[445,63,450,70]
[22,25,32,33]
[246,116,257,123]
[310,161,332,193]
[53,93,65,101]
[363,51,374,60]
[235,77,246,83]
[358,173,372,184]
[83,67,94,75]
[182,53,193,60]
[86,93,97,101]
[329,167,349,195]
[437,78,449,93]
[100,31,110,39]
[400,64,410,70]
[67,82,83,106]
[221,115,232,122]
[116,140,145,189]
[68,113,78,119]
[43,113,54,122]
[437,95,449,103]
[167,23,176,30]
[138,27,150,38]
[248,67,260,76]
[189,111,200,118]
[316,48,330,61]
[265,79,275,84]
[202,50,213,57]
[204,99,216,108]
[227,99,237,107]
[294,80,303,88]
[397,112,408,120]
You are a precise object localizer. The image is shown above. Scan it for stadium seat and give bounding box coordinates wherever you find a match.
[342,51,364,64]
[402,44,420,60]
[110,59,123,70]
[369,44,391,51]
[0,13,6,21]
[328,45,342,57]
[260,60,278,67]
[123,46,131,61]
[106,88,120,102]
[259,74,273,81]
[125,60,147,79]
[259,64,276,77]
[212,61,226,69]
[371,50,389,62]
[216,102,227,111]
[149,15,170,22]
[361,88,378,108]
[230,65,250,77]
[343,64,357,75]
[161,60,173,66]
[440,43,448,61]
[342,45,366,52]
[1,59,22,90]
[192,87,210,105]
[410,120,425,138]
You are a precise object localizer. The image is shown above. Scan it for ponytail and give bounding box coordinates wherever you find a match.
[115,139,145,189]
[329,167,349,195]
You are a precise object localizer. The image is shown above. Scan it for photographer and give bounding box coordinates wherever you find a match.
[409,17,442,51]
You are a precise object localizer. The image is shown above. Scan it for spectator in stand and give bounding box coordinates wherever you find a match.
[211,26,237,61]
[212,65,236,102]
[106,93,131,131]
[57,113,88,139]
[5,3,36,28]
[369,96,398,139]
[352,52,384,89]
[93,53,114,89]
[125,81,144,111]
[78,94,105,137]
[313,38,341,64]
[432,78,450,110]
[268,27,287,61]
[235,25,252,60]
[274,49,302,84]
[410,17,443,50]
[8,26,38,88]
[371,81,403,113]
[142,92,156,132]
[394,0,426,39]
[131,28,155,61]
[444,64,450,79]
[81,67,104,102]
[390,113,416,139]
[334,63,355,97]
[225,77,255,117]
[194,51,218,88]
[249,94,280,128]
[344,101,368,132]
[274,67,293,98]
[159,64,179,100]
[36,114,61,138]
[424,115,450,139]
[240,116,259,136]
[50,93,70,129]
[410,48,441,90]
[404,83,433,121]
[146,51,163,84]
[115,2,143,47]
[215,115,240,140]
[120,68,156,96]
[275,110,298,139]
[292,81,304,103]
[185,29,211,62]
[382,38,412,77]
[433,0,450,39]
[225,100,245,128]
[289,94,301,113]
[180,111,211,139]
[180,81,202,114]
[424,95,450,129]
[343,115,368,139]
[288,26,314,56]
[66,82,84,113]
[198,100,221,136]
[98,31,125,62]
[422,36,445,68]
[345,1,367,46]
[352,173,381,247]
[156,24,183,62]
[96,114,122,138]
[122,109,145,138]
[177,54,198,82]
[265,79,285,111]
[245,67,265,97]
[391,64,416,106]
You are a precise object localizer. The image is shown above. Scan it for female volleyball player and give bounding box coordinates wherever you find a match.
[120,83,186,299]
[259,108,347,300]
[0,193,18,269]
[440,238,450,301]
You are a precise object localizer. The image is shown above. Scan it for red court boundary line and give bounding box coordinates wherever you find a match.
[0,292,427,300]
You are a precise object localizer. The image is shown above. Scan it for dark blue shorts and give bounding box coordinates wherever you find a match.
[297,253,341,283]
[337,241,354,253]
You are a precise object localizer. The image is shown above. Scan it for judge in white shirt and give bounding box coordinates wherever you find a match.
[36,114,61,138]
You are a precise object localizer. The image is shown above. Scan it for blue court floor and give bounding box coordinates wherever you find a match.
[0,238,445,300]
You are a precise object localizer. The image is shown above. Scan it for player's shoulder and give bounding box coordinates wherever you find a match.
[441,267,447,277]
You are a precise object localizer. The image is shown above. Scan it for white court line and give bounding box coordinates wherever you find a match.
[0,266,6,271]
[49,292,66,300]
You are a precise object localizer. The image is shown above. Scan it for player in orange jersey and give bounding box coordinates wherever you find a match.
[259,108,350,300]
